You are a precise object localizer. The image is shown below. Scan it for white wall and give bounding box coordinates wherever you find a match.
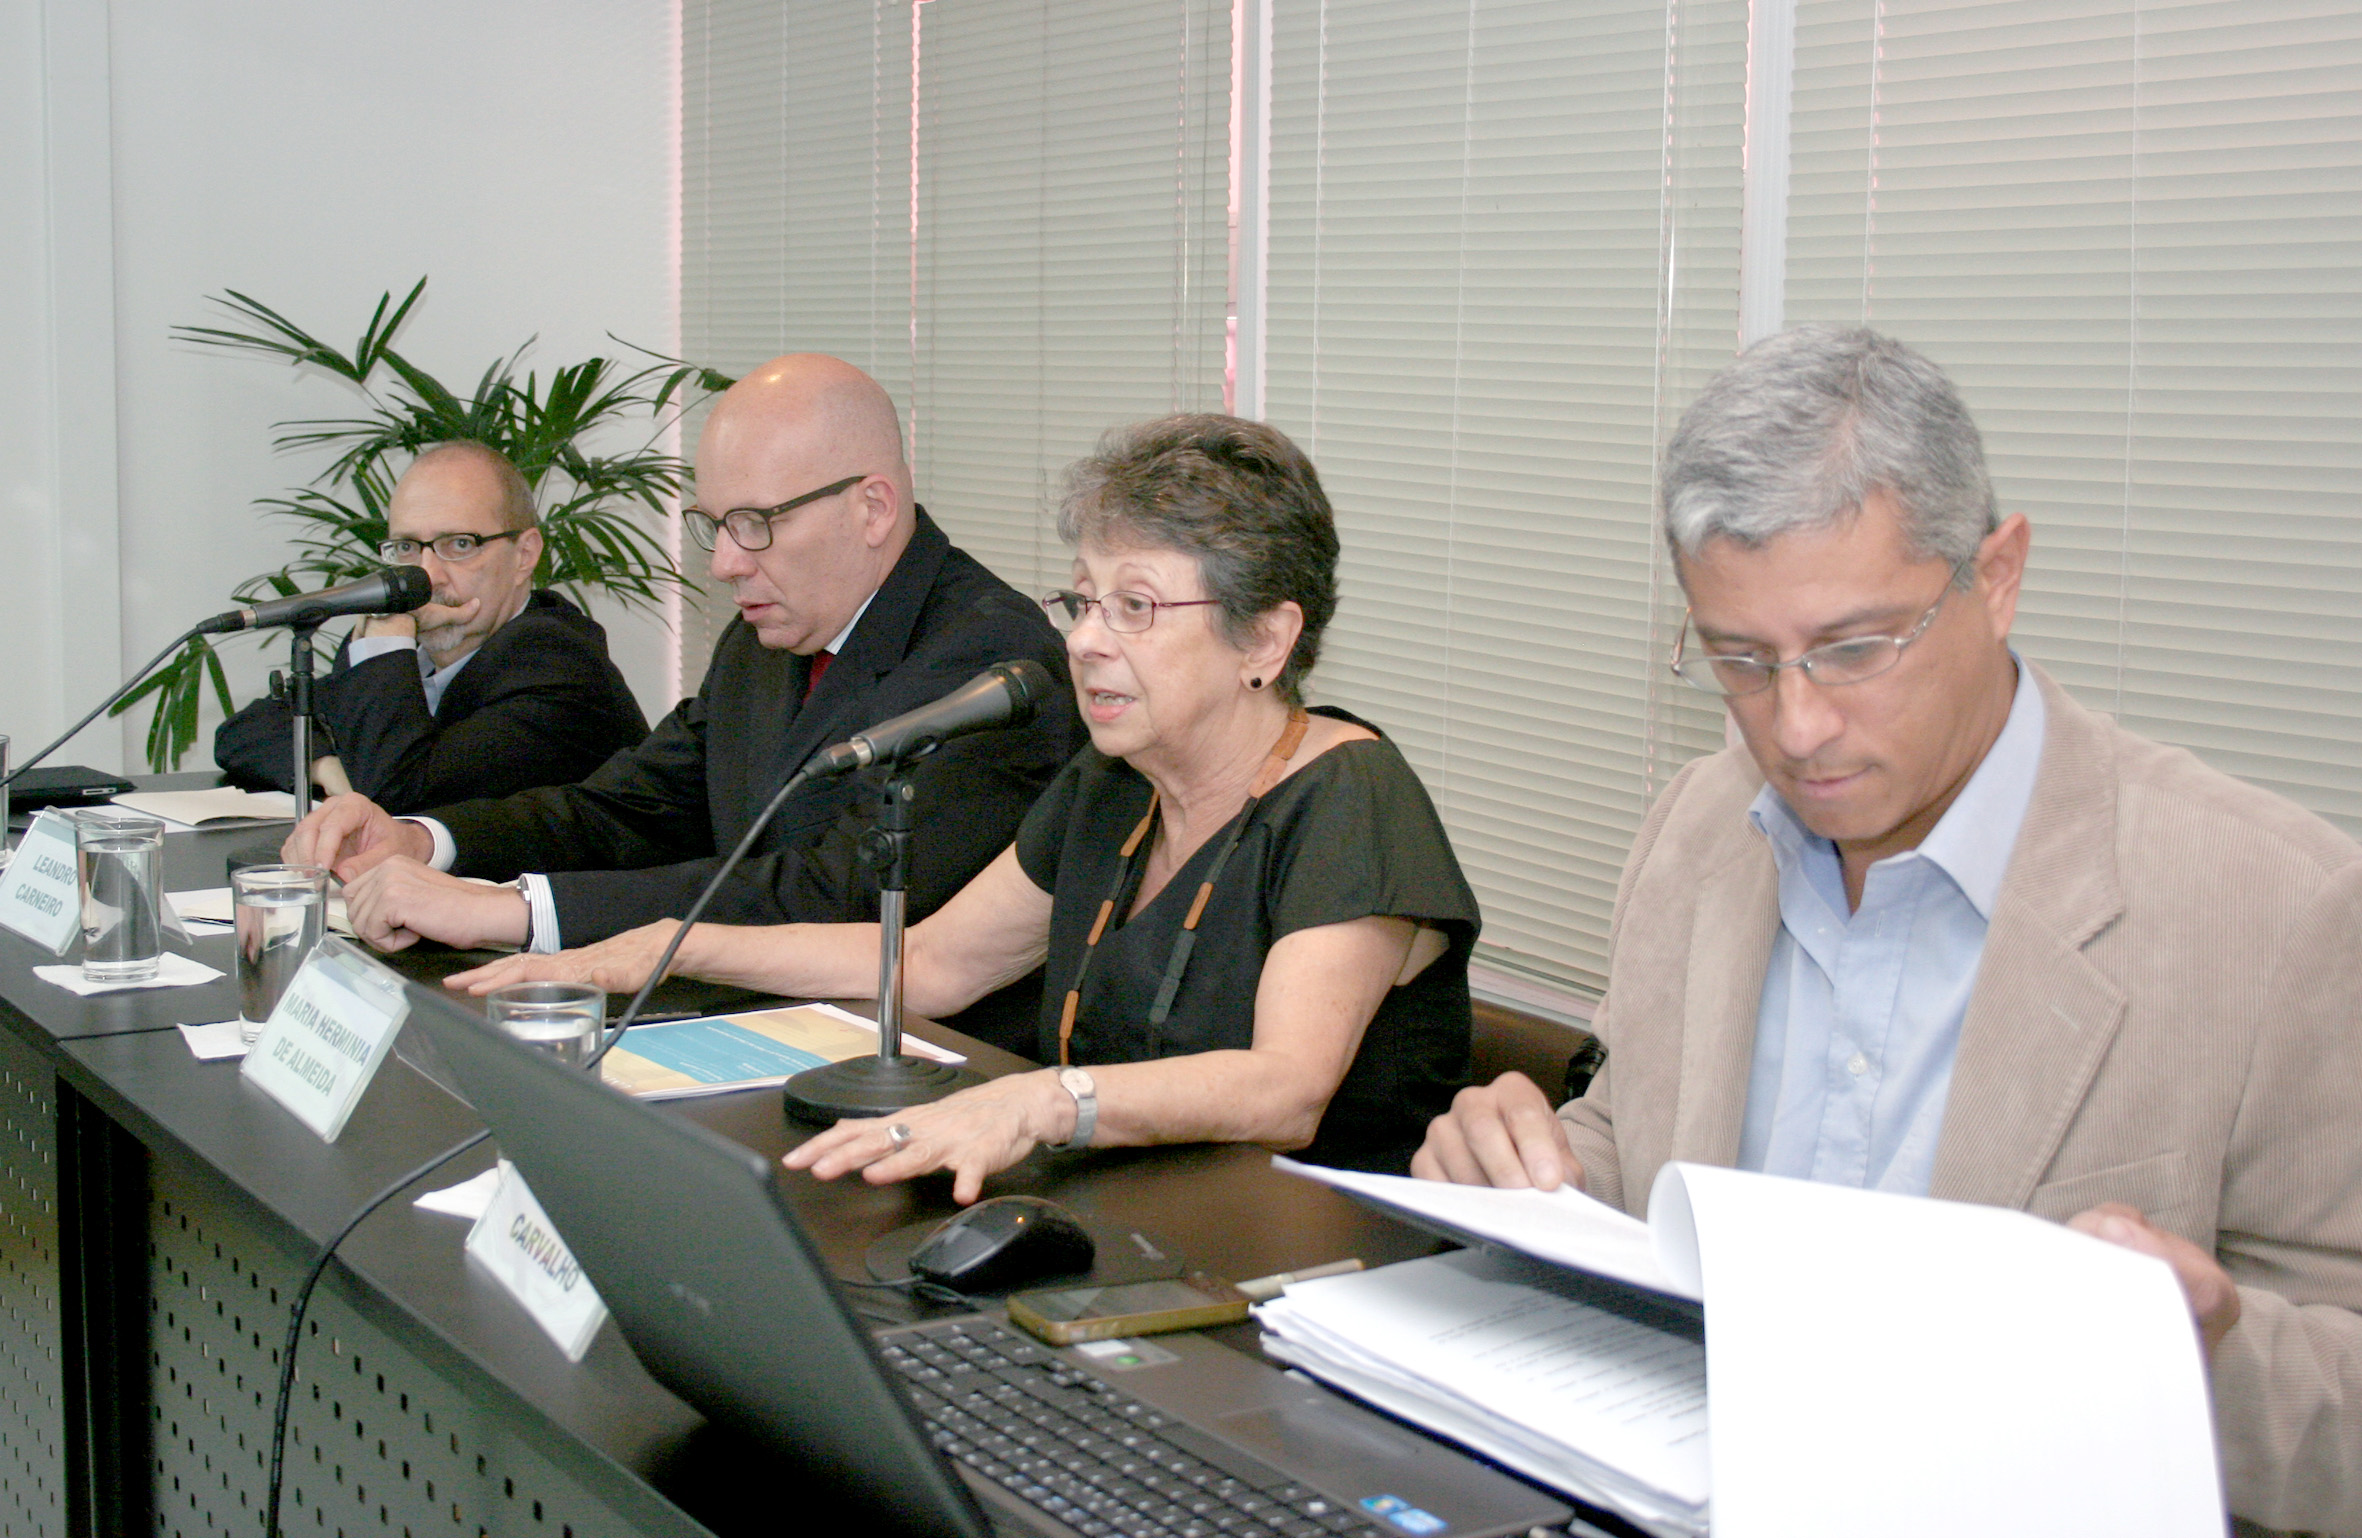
[4,0,681,774]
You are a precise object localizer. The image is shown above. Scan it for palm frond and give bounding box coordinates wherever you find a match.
[151,278,725,769]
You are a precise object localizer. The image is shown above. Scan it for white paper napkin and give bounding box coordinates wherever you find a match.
[34,953,225,995]
[414,1167,502,1221]
[175,1020,250,1060]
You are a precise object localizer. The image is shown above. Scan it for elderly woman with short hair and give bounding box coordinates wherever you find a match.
[455,414,1477,1196]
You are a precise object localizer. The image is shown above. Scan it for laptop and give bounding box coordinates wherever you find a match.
[406,984,1572,1538]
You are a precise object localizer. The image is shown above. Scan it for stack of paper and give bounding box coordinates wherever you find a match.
[1269,1160,2228,1538]
[1259,1250,1708,1538]
[114,788,297,830]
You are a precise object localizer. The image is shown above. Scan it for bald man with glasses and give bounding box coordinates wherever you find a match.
[215,441,647,812]
[284,355,1080,1046]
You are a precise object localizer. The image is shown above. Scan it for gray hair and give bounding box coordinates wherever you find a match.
[1058,414,1339,704]
[1661,325,1995,578]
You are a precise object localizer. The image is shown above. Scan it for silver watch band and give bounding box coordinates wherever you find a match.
[1054,1067,1098,1151]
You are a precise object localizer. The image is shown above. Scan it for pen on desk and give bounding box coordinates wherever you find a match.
[1232,1258,1364,1301]
[606,1008,707,1025]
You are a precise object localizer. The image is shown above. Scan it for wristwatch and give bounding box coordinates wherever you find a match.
[1053,1067,1098,1151]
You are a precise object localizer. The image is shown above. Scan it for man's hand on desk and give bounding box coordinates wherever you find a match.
[2069,1202,2243,1357]
[444,922,676,996]
[340,857,529,953]
[283,792,434,880]
[1409,1071,1587,1192]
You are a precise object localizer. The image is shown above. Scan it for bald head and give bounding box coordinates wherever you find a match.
[402,441,536,531]
[692,355,921,652]
[696,354,913,512]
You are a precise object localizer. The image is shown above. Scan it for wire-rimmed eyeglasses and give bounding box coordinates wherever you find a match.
[682,474,867,553]
[1669,567,1966,698]
[1041,589,1222,634]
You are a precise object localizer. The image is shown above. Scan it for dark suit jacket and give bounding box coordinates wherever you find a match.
[430,511,1082,1042]
[214,590,648,814]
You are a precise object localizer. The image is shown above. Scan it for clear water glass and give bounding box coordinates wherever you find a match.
[233,864,329,1044]
[75,808,164,983]
[486,983,605,1070]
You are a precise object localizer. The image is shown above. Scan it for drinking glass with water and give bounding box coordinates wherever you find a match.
[75,808,164,983]
[486,983,605,1069]
[233,864,329,1044]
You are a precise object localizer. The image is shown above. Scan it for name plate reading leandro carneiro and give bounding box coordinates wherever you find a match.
[0,811,87,955]
[241,935,410,1142]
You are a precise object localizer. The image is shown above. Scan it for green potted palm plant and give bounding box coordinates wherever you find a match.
[117,278,732,769]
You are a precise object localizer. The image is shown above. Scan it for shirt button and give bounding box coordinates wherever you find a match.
[1846,1052,1870,1077]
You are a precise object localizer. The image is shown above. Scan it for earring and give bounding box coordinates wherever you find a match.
[1248,676,1264,691]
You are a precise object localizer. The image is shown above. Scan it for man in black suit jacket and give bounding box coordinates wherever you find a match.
[283,356,1080,1029]
[214,442,648,811]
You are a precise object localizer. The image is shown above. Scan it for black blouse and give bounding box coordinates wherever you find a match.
[1013,708,1479,1172]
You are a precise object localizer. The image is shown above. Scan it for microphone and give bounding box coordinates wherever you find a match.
[197,565,434,635]
[801,659,1054,778]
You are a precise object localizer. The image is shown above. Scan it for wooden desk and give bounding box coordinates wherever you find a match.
[0,809,1441,1538]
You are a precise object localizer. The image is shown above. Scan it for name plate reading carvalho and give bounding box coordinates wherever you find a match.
[464,1160,609,1361]
[240,935,409,1142]
[0,811,87,955]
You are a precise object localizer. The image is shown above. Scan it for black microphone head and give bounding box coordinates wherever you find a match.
[381,564,434,612]
[990,659,1055,726]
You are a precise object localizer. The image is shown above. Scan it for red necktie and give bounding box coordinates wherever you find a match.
[804,649,833,699]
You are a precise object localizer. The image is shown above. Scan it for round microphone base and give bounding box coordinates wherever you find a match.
[782,1053,988,1125]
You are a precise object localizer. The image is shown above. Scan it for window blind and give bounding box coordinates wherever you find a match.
[679,0,914,681]
[681,0,1230,665]
[1261,0,1746,994]
[911,0,1233,600]
[1787,0,2362,834]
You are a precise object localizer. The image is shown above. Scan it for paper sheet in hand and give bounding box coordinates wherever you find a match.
[596,1002,966,1099]
[1270,1157,1693,1301]
[1273,1158,2225,1538]
[113,788,296,831]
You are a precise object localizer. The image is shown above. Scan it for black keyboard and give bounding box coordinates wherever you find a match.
[882,1319,1395,1538]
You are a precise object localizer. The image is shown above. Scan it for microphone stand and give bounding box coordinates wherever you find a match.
[285,620,323,810]
[781,763,985,1122]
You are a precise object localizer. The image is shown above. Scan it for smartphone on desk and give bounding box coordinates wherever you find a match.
[1006,1273,1252,1346]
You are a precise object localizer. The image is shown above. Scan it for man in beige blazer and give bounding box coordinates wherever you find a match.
[1416,326,2362,1536]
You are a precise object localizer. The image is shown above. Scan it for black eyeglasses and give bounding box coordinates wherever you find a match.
[378,529,525,565]
[682,475,867,553]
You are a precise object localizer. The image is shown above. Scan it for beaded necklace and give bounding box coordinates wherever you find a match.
[1056,706,1312,1066]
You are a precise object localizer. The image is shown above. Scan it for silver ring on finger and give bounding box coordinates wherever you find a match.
[886,1122,914,1151]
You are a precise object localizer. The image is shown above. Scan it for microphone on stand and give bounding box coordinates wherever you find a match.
[197,566,433,635]
[800,660,1054,778]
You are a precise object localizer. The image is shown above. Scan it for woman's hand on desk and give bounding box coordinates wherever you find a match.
[784,1072,1074,1206]
[443,921,676,996]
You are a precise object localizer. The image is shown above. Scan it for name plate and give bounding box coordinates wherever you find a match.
[0,811,84,954]
[240,935,409,1142]
[464,1160,609,1361]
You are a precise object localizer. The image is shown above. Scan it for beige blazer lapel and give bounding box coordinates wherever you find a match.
[1929,668,2128,1208]
[1670,840,1779,1170]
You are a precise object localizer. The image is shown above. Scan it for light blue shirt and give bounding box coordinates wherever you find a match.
[1734,661,2046,1195]
[346,633,477,715]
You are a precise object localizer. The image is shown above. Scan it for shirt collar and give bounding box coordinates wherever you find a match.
[824,590,876,657]
[1747,655,2047,920]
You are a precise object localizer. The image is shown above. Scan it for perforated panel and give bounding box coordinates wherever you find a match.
[0,1028,64,1537]
[146,1152,661,1538]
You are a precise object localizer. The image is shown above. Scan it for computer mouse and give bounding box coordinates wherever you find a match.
[906,1196,1096,1293]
